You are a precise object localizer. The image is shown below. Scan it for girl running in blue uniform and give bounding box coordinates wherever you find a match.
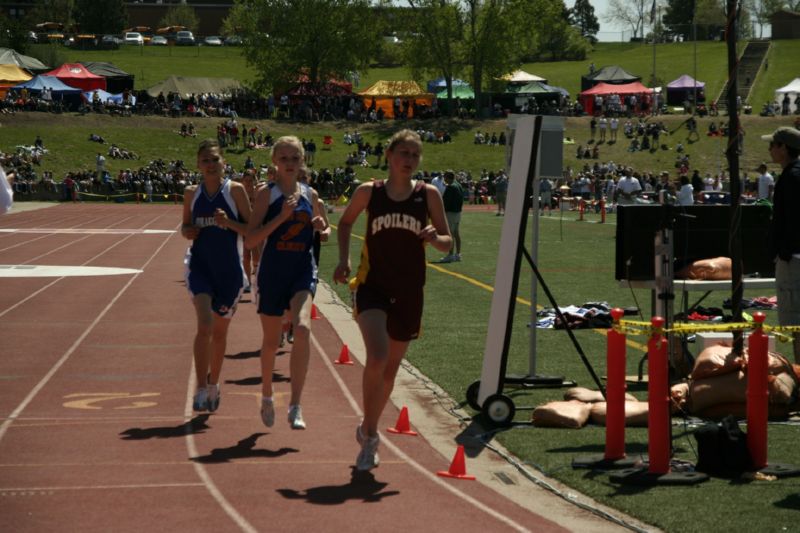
[246,137,327,430]
[182,139,251,412]
[334,129,451,471]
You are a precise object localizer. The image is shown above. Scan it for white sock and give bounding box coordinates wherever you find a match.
[262,396,273,404]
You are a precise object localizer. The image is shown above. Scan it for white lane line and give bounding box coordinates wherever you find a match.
[0,483,204,492]
[0,229,175,235]
[0,229,176,443]
[309,333,531,533]
[0,265,142,277]
[184,375,258,533]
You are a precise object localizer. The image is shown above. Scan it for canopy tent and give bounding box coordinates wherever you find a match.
[146,76,242,98]
[435,84,474,100]
[80,62,134,93]
[500,70,547,84]
[45,63,106,92]
[775,78,800,114]
[13,75,82,94]
[579,81,652,114]
[505,81,556,95]
[665,74,706,105]
[541,83,570,97]
[83,89,137,106]
[581,65,640,91]
[0,64,32,98]
[426,77,470,92]
[358,80,434,118]
[0,48,49,72]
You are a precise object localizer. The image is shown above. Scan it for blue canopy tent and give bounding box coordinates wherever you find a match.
[13,75,83,109]
[426,77,470,92]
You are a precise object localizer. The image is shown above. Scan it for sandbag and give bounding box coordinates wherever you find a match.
[531,400,591,429]
[563,387,637,403]
[676,256,731,280]
[589,401,649,426]
[691,344,792,380]
[689,371,748,412]
[691,344,743,380]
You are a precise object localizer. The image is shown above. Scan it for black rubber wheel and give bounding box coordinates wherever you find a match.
[481,393,516,426]
[466,380,482,411]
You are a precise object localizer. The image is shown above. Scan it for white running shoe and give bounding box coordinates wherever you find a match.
[260,399,275,427]
[439,254,454,263]
[192,388,208,412]
[207,383,220,412]
[288,405,306,430]
[355,425,380,471]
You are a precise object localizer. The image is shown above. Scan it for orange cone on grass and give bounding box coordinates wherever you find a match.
[437,445,476,480]
[335,344,354,365]
[387,406,418,436]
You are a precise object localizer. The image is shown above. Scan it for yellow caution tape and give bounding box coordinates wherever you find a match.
[614,320,800,340]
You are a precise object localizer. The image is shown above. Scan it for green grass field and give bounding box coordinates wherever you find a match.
[319,208,800,533]
[8,40,800,532]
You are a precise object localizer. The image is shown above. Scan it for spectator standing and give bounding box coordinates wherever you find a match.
[539,177,553,216]
[0,164,14,215]
[494,170,508,216]
[756,162,774,201]
[598,116,608,142]
[333,129,450,471]
[431,172,446,195]
[614,169,642,205]
[181,140,251,413]
[764,127,800,362]
[96,152,106,175]
[440,170,463,262]
[676,175,694,205]
[609,117,619,142]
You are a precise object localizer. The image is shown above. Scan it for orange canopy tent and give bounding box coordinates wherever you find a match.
[358,80,434,118]
[44,63,106,92]
[0,64,32,98]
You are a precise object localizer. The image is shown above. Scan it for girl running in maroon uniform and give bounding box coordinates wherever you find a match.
[333,129,451,471]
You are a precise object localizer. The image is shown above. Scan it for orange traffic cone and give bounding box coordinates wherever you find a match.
[387,406,418,436]
[436,445,476,480]
[334,344,354,365]
[311,304,320,320]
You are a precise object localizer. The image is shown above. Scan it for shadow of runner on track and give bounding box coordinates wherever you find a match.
[119,414,211,440]
[225,371,290,387]
[277,470,400,505]
[191,433,299,464]
[226,350,261,360]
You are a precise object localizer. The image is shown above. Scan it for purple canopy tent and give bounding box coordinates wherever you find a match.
[666,75,706,106]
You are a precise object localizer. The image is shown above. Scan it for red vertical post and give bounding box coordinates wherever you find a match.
[600,198,606,224]
[747,312,769,470]
[578,199,585,221]
[648,316,670,474]
[605,308,627,460]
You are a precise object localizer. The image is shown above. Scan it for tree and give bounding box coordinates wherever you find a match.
[0,13,31,53]
[159,3,199,34]
[402,1,465,116]
[27,0,76,30]
[224,0,380,94]
[569,0,600,42]
[746,0,784,37]
[663,0,695,39]
[73,0,127,34]
[603,0,648,39]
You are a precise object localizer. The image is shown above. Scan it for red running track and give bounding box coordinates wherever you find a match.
[0,204,617,532]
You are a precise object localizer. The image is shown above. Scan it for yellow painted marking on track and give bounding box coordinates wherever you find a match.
[62,392,159,410]
[332,223,648,352]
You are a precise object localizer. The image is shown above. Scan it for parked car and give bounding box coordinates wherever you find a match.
[224,35,242,46]
[124,32,143,45]
[100,35,122,50]
[150,35,168,46]
[203,36,223,47]
[175,30,195,46]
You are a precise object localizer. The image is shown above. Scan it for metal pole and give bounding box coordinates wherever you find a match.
[725,0,744,355]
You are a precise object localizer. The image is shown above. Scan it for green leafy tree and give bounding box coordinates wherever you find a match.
[0,14,31,53]
[569,0,600,42]
[73,0,127,34]
[27,0,75,29]
[224,0,380,94]
[159,3,199,34]
[402,1,465,115]
[663,0,696,38]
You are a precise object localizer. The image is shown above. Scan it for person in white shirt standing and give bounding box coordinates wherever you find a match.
[0,164,14,215]
[756,162,774,201]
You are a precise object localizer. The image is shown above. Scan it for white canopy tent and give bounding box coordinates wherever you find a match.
[775,78,800,114]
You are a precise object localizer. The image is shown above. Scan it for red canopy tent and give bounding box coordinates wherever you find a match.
[580,81,652,114]
[44,63,106,92]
